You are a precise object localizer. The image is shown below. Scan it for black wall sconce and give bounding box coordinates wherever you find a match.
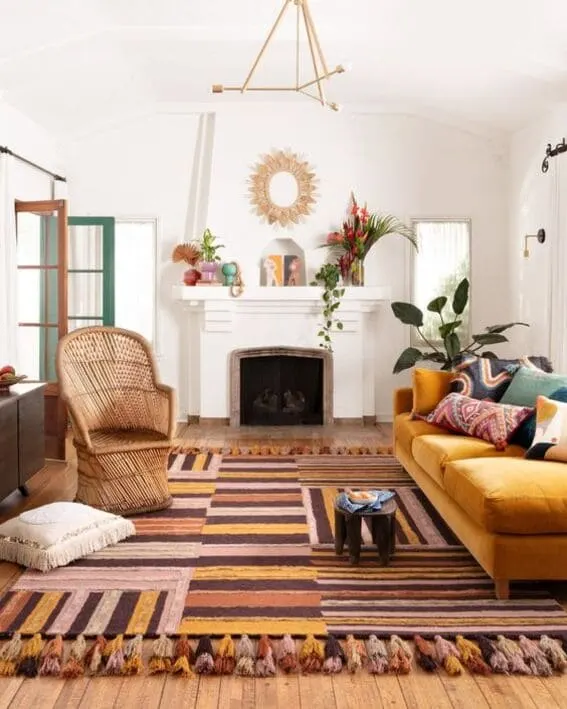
[542,139,567,173]
[523,228,546,258]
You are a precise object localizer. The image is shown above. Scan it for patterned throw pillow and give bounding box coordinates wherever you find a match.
[526,396,567,462]
[513,387,567,448]
[427,393,533,450]
[450,355,552,402]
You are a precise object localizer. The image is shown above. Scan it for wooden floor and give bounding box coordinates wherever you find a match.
[2,424,567,708]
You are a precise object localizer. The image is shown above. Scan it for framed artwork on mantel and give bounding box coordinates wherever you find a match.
[260,239,305,287]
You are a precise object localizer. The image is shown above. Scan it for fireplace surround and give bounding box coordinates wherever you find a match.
[230,346,333,426]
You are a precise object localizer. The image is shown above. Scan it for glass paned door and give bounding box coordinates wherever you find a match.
[67,217,115,330]
[15,199,68,460]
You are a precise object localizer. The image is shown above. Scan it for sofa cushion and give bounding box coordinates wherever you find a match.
[450,354,552,401]
[444,457,567,534]
[425,393,532,450]
[500,367,567,407]
[411,369,454,417]
[412,435,525,488]
[394,413,448,454]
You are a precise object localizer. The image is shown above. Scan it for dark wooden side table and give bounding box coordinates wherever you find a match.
[334,497,397,566]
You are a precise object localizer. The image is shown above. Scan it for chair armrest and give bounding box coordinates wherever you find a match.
[66,399,94,452]
[149,383,177,440]
[393,387,413,416]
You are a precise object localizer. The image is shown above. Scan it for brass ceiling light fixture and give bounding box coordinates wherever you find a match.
[212,0,349,111]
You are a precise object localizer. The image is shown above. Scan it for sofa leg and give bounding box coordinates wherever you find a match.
[495,579,510,600]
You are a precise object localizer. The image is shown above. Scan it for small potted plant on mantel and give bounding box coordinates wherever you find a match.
[198,227,225,284]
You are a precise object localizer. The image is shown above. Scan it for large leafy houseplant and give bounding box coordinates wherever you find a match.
[391,278,527,373]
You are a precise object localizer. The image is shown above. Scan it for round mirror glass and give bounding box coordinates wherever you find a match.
[269,171,299,208]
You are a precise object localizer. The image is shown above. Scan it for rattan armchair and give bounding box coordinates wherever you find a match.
[56,327,175,515]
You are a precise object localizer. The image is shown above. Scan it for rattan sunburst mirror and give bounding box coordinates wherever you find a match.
[248,149,318,228]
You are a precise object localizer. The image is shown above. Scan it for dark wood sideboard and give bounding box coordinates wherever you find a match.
[0,383,45,500]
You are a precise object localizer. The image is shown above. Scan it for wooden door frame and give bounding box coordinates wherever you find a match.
[15,199,68,460]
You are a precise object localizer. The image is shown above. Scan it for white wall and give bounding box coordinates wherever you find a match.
[63,105,512,420]
[509,105,567,365]
[0,99,63,199]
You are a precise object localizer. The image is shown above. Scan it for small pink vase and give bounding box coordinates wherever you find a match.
[199,261,218,283]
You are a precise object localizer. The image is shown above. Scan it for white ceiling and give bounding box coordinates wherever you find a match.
[2,0,567,139]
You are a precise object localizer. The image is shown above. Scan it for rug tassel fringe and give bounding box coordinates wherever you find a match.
[104,634,125,675]
[17,633,43,678]
[122,635,144,676]
[434,635,463,676]
[0,634,22,677]
[388,635,412,674]
[495,636,531,675]
[61,635,87,679]
[477,636,509,674]
[366,635,388,674]
[213,634,235,676]
[299,634,324,674]
[195,636,215,675]
[256,635,276,677]
[413,635,439,673]
[518,635,553,676]
[277,634,298,674]
[323,635,344,674]
[235,635,255,677]
[148,634,174,675]
[172,635,195,678]
[85,635,107,675]
[345,635,366,674]
[540,635,567,673]
[455,636,491,675]
[39,635,63,677]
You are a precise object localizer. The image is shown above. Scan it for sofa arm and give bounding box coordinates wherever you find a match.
[393,387,413,416]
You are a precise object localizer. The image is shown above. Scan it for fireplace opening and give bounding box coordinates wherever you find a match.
[230,347,332,426]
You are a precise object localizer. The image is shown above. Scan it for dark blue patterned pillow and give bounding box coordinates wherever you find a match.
[450,355,553,402]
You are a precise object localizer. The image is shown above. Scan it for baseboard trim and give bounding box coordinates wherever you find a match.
[184,415,392,426]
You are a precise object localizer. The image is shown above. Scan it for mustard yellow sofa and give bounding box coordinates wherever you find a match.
[394,386,567,599]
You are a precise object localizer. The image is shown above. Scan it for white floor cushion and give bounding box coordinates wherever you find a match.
[0,501,136,572]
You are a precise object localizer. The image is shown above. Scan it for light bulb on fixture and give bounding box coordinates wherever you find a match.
[336,62,352,74]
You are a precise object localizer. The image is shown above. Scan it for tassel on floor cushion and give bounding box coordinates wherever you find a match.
[455,636,491,675]
[104,635,125,675]
[214,635,235,676]
[172,635,195,678]
[345,635,366,674]
[194,637,215,675]
[148,635,174,674]
[434,636,463,676]
[413,635,439,673]
[518,636,553,676]
[85,635,107,675]
[17,634,44,678]
[540,635,567,672]
[388,635,412,674]
[477,636,509,674]
[122,635,144,676]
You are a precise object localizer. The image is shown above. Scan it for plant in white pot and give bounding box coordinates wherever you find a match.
[198,228,225,283]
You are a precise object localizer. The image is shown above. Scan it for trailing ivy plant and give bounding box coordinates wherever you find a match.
[311,263,345,351]
[391,278,528,372]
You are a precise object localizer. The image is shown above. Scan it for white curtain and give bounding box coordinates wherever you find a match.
[0,153,18,367]
[548,160,567,371]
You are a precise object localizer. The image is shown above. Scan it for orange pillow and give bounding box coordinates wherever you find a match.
[411,368,454,417]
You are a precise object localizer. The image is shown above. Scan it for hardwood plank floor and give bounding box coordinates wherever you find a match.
[1,423,567,708]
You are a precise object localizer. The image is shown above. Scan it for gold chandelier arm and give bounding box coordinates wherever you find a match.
[241,0,292,93]
[301,3,325,105]
[303,0,329,76]
[298,67,342,92]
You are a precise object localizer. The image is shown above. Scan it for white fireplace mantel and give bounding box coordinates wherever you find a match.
[173,285,391,421]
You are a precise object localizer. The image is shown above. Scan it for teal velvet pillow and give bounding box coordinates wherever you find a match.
[500,367,567,408]
[511,387,567,448]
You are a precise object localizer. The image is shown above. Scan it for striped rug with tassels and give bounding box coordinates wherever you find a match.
[0,453,566,646]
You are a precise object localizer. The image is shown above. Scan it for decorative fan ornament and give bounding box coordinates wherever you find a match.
[248,149,318,228]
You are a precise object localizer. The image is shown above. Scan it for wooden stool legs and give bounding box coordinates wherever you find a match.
[334,508,396,566]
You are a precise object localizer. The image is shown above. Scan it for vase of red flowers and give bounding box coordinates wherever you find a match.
[325,193,418,286]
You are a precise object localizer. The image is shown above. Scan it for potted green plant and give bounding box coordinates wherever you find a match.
[198,228,225,283]
[311,263,345,351]
[391,278,528,372]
